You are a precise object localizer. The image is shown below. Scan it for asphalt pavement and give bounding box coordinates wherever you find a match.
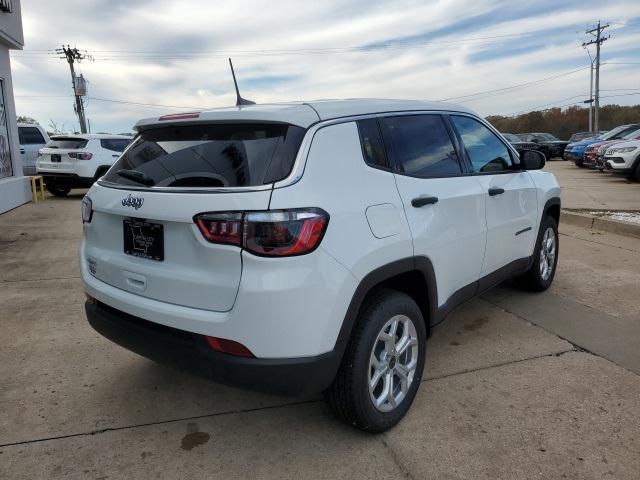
[1,176,639,479]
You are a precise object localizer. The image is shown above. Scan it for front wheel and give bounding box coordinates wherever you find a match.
[627,159,640,181]
[515,215,559,291]
[325,289,426,432]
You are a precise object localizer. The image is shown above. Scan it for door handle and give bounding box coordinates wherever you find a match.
[488,187,505,196]
[411,195,439,207]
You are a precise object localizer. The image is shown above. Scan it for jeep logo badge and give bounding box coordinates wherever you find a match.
[122,194,144,210]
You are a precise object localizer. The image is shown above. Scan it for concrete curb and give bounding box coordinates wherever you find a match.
[561,210,640,239]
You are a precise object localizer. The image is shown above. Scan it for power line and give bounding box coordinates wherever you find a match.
[505,94,588,116]
[5,29,581,61]
[86,97,204,110]
[440,66,590,102]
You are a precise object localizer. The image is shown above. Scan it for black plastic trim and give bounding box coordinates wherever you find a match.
[86,301,342,397]
[40,173,95,188]
[336,254,535,343]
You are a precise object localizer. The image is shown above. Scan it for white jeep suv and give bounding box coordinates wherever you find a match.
[603,139,640,180]
[81,100,560,432]
[37,134,131,196]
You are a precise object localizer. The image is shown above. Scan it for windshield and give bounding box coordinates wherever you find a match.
[538,133,559,141]
[601,125,640,140]
[102,123,305,188]
[46,137,88,149]
[623,128,640,140]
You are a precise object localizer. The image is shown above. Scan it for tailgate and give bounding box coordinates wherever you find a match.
[37,148,77,173]
[83,183,271,312]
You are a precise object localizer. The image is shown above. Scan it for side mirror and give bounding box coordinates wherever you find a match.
[521,149,546,170]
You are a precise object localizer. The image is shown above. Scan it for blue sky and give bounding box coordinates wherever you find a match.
[11,0,640,133]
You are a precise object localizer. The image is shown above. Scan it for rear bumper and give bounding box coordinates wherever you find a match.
[40,172,95,188]
[85,300,343,396]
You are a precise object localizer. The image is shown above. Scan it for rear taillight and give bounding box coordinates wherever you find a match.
[81,196,93,224]
[69,152,93,160]
[195,213,243,246]
[194,208,329,257]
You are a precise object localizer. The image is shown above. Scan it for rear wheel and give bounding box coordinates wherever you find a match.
[325,289,426,432]
[515,215,559,291]
[45,180,71,197]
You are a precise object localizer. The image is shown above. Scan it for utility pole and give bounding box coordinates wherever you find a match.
[55,45,92,133]
[582,22,609,132]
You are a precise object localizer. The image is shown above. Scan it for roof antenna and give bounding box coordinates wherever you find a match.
[229,58,255,106]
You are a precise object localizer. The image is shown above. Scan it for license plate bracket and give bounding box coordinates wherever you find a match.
[123,218,164,261]
[51,154,61,162]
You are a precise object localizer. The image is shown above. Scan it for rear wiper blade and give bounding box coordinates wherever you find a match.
[116,169,155,186]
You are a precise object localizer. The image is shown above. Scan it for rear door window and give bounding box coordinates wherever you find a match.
[19,127,46,145]
[380,114,462,177]
[46,137,89,149]
[102,123,305,188]
[100,138,131,152]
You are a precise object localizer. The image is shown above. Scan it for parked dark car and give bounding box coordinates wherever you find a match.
[502,133,541,155]
[517,133,569,159]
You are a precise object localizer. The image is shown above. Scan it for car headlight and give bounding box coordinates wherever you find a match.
[611,146,637,153]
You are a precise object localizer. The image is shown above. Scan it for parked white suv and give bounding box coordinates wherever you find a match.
[18,123,49,175]
[81,100,560,432]
[604,140,640,180]
[37,134,131,196]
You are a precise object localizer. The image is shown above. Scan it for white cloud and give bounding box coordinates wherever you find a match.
[11,0,640,132]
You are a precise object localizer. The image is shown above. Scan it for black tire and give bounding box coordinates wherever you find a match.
[575,158,585,168]
[627,159,640,181]
[515,215,559,291]
[45,181,71,197]
[324,289,426,433]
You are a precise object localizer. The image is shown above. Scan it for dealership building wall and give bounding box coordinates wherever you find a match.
[0,0,29,214]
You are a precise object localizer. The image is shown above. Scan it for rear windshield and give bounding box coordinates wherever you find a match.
[102,123,306,188]
[46,137,89,149]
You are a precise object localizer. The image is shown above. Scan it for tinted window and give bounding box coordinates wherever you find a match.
[46,137,89,149]
[610,125,640,140]
[502,133,520,143]
[19,127,45,145]
[381,115,461,177]
[100,138,131,152]
[451,116,514,173]
[102,123,305,188]
[356,119,387,168]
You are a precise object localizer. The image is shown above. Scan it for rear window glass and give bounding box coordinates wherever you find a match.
[46,137,88,149]
[356,119,388,169]
[102,123,305,188]
[100,138,131,152]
